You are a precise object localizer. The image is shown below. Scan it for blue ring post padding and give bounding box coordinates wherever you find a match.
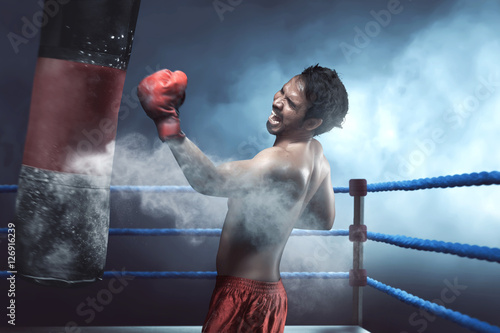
[367,231,500,263]
[367,171,500,192]
[368,277,500,333]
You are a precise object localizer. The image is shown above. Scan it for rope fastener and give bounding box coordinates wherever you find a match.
[349,224,367,242]
[349,179,367,197]
[349,269,367,287]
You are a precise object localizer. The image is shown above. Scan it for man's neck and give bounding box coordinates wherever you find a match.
[273,132,314,148]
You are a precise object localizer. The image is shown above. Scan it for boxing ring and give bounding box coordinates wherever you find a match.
[1,171,500,333]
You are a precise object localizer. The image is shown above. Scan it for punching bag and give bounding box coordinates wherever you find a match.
[14,0,141,287]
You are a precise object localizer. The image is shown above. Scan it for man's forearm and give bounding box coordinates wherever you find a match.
[166,137,224,196]
[136,68,223,195]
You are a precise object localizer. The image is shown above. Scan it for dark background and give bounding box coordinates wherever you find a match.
[1,1,500,332]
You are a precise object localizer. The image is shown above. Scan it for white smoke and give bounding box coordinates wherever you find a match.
[65,140,116,177]
[111,132,228,231]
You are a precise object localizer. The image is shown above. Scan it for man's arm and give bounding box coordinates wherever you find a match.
[137,68,303,198]
[295,165,335,230]
[167,137,303,198]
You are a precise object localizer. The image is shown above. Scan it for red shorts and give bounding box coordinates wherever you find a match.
[202,275,288,333]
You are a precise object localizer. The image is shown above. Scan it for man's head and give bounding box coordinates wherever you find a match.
[300,64,349,136]
[267,75,317,138]
[267,64,348,139]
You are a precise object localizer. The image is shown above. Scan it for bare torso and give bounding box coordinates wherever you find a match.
[216,139,330,282]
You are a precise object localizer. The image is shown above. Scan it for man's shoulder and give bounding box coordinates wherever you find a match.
[311,138,325,154]
[257,146,289,158]
[253,146,294,169]
[252,147,305,186]
[255,141,325,166]
[257,139,322,157]
[310,139,330,167]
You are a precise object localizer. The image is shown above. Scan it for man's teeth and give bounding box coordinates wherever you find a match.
[269,110,280,124]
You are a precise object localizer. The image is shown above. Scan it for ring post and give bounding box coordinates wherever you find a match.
[349,179,368,326]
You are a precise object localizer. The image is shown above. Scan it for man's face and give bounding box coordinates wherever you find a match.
[267,76,310,136]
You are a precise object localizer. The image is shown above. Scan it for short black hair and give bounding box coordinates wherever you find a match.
[300,64,349,136]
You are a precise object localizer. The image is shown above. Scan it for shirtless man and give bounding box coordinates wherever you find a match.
[137,64,348,333]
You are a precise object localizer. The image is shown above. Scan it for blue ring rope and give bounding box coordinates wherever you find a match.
[1,227,497,263]
[1,171,499,194]
[101,271,349,280]
[0,185,17,193]
[368,277,500,333]
[0,185,349,194]
[367,231,500,263]
[111,186,195,193]
[1,171,499,331]
[0,228,349,237]
[107,228,349,237]
[367,171,500,192]
[0,271,348,280]
[2,227,499,263]
[2,270,496,331]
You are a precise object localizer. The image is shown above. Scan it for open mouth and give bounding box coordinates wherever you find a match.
[268,110,281,125]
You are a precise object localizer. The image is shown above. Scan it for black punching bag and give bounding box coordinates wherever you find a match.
[14,0,141,287]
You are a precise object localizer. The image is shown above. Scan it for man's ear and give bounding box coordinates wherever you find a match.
[303,118,323,131]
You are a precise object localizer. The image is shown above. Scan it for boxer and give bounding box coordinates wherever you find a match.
[138,64,348,332]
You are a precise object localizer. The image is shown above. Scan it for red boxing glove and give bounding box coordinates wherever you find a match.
[137,69,188,141]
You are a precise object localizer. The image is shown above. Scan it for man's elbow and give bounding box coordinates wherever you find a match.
[191,184,217,197]
[190,181,228,198]
[296,207,335,230]
[312,212,335,230]
[186,174,216,195]
[318,197,335,230]
[323,212,335,230]
[188,180,207,195]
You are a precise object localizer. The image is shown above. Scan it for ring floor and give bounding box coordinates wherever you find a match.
[4,326,370,332]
